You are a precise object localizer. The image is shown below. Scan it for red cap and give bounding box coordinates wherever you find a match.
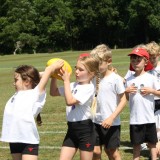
[78,53,90,59]
[128,48,153,71]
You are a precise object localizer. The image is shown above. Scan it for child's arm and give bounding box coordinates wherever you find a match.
[50,78,60,96]
[38,60,64,94]
[61,69,79,106]
[140,87,160,97]
[101,92,127,128]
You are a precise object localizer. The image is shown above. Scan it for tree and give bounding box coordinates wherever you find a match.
[0,0,38,54]
[33,0,73,52]
[127,0,160,45]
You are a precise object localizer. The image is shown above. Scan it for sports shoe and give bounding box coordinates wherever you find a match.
[141,143,148,150]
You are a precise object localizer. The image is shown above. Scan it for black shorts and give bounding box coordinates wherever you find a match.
[130,123,158,145]
[62,119,95,151]
[155,99,160,112]
[9,143,39,155]
[94,123,120,149]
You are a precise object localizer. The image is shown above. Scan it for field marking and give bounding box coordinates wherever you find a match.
[0,112,131,117]
[0,145,133,150]
[0,130,129,136]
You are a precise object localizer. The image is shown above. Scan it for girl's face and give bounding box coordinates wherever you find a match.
[75,61,93,84]
[99,60,111,75]
[13,73,31,91]
[130,55,147,72]
[149,55,159,68]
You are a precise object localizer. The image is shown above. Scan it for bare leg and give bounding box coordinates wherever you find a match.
[59,146,77,160]
[148,143,157,160]
[92,146,102,160]
[104,147,121,160]
[22,155,38,160]
[133,144,140,160]
[80,150,93,160]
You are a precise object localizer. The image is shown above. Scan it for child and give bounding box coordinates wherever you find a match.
[146,41,160,157]
[125,47,160,160]
[0,60,64,160]
[124,42,160,154]
[124,44,147,82]
[50,54,99,160]
[90,44,127,160]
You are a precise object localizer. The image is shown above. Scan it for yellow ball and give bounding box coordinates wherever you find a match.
[46,58,72,80]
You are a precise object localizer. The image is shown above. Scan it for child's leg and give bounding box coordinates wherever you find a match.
[133,144,141,160]
[104,147,121,160]
[93,146,102,160]
[80,150,93,160]
[148,143,157,160]
[103,126,121,160]
[156,141,160,157]
[11,153,22,160]
[59,146,77,160]
[22,155,38,160]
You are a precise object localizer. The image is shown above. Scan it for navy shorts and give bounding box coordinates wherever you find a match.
[9,143,39,155]
[94,123,120,149]
[130,123,158,145]
[62,119,95,151]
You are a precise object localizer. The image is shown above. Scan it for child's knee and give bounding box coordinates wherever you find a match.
[93,146,101,159]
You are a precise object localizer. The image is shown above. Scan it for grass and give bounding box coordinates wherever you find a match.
[0,49,150,160]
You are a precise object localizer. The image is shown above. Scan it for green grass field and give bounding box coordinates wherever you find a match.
[0,49,150,160]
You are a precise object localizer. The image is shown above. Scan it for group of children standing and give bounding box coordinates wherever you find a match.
[0,41,160,160]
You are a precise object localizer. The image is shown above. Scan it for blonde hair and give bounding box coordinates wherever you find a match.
[146,41,160,55]
[78,55,99,76]
[91,44,112,59]
[78,55,99,116]
[133,44,147,50]
[90,44,113,115]
[91,44,112,70]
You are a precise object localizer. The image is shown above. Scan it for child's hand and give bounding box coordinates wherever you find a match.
[101,116,114,129]
[59,68,71,82]
[49,60,64,75]
[51,59,64,70]
[140,87,154,96]
[126,85,137,94]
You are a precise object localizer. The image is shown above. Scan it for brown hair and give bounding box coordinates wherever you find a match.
[15,65,40,88]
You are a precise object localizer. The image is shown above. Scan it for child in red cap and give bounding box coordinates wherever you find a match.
[125,47,160,160]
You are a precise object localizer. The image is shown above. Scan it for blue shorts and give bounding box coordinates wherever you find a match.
[9,143,39,155]
[62,119,95,151]
[94,123,121,149]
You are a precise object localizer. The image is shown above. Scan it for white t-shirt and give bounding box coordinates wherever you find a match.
[0,86,46,144]
[58,82,94,122]
[148,66,160,100]
[94,72,125,125]
[125,66,160,100]
[125,72,160,124]
[124,70,134,80]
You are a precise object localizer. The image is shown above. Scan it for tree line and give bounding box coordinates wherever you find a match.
[0,0,160,54]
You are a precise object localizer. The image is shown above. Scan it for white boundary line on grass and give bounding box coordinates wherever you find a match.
[0,130,129,134]
[38,130,129,134]
[0,146,133,150]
